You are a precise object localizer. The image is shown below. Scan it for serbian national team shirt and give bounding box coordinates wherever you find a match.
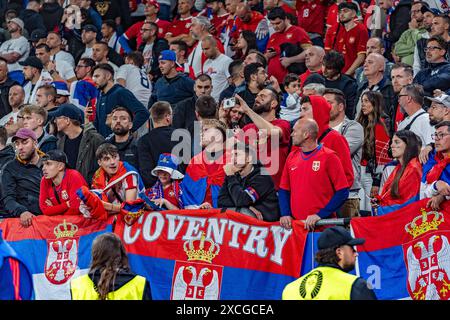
[267,25,312,83]
[394,104,405,132]
[280,145,348,220]
[296,0,327,36]
[124,19,171,48]
[211,13,230,35]
[242,119,291,190]
[235,11,265,38]
[324,21,368,73]
[104,174,138,204]
[166,16,193,38]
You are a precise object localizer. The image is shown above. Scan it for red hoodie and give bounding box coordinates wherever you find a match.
[294,95,354,188]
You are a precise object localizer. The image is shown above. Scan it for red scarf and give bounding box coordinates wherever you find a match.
[91,161,128,190]
[426,152,450,183]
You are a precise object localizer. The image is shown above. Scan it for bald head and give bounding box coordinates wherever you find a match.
[305,46,325,70]
[363,53,385,77]
[292,118,319,146]
[366,37,385,55]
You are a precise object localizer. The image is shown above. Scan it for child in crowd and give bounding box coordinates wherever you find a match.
[280,73,301,127]
[146,153,184,210]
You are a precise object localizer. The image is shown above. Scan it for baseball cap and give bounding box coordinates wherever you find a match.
[303,73,326,86]
[42,149,68,164]
[51,81,70,96]
[426,94,450,108]
[82,24,98,33]
[338,2,359,12]
[317,226,365,250]
[159,50,177,62]
[30,29,48,42]
[12,128,37,142]
[8,17,24,30]
[421,6,441,15]
[19,56,43,70]
[145,0,160,9]
[49,103,84,124]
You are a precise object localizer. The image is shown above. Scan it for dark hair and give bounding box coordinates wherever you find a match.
[244,62,263,83]
[323,51,345,73]
[240,30,257,56]
[126,51,144,68]
[195,95,217,119]
[35,43,51,52]
[403,84,424,106]
[286,12,298,26]
[47,31,61,40]
[267,6,286,20]
[94,41,109,51]
[391,63,413,77]
[196,73,212,83]
[89,233,130,300]
[283,73,299,87]
[0,126,7,146]
[0,57,8,65]
[79,57,96,68]
[315,247,340,265]
[324,88,346,108]
[111,106,134,121]
[102,19,116,31]
[96,143,119,161]
[427,35,448,54]
[232,141,257,160]
[390,130,421,199]
[150,101,172,122]
[435,120,450,132]
[170,40,188,58]
[37,84,57,98]
[357,91,388,160]
[92,63,115,77]
[246,49,267,68]
[228,59,244,77]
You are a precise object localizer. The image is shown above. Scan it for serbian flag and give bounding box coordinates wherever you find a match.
[0,230,33,300]
[0,215,113,300]
[351,199,450,300]
[69,77,98,110]
[114,209,308,300]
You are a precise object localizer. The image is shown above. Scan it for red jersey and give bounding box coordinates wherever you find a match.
[267,25,312,84]
[324,21,368,73]
[280,145,349,220]
[167,16,193,38]
[280,3,297,16]
[242,119,291,190]
[235,11,265,38]
[39,169,88,216]
[325,2,338,29]
[211,12,230,35]
[296,0,327,36]
[394,104,405,131]
[124,18,171,48]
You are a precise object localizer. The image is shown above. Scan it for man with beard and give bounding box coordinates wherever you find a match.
[138,22,169,81]
[278,119,349,231]
[235,88,291,190]
[1,128,44,225]
[187,16,215,77]
[283,226,376,300]
[165,0,194,44]
[389,63,414,135]
[236,62,268,109]
[91,63,149,137]
[105,107,139,170]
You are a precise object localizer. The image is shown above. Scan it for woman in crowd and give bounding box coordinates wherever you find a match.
[372,130,422,215]
[233,30,257,59]
[70,233,151,300]
[357,91,392,215]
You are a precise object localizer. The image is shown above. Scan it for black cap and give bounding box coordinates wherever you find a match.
[338,2,359,12]
[49,103,84,124]
[317,226,365,250]
[30,29,47,42]
[82,24,98,33]
[303,73,326,86]
[42,149,68,164]
[19,56,43,70]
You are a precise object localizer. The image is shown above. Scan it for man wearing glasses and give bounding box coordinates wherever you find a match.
[69,57,99,111]
[414,35,450,97]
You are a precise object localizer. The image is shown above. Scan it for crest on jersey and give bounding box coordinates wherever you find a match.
[312,161,320,172]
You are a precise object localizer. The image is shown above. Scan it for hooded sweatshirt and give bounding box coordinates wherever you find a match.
[301,95,355,188]
[40,2,64,32]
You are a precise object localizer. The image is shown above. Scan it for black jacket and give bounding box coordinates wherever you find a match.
[0,145,15,217]
[356,76,396,120]
[325,74,358,120]
[1,156,43,217]
[218,165,280,222]
[386,0,411,45]
[414,61,450,97]
[105,135,139,171]
[20,9,46,36]
[139,38,169,82]
[0,78,18,118]
[137,126,184,188]
[40,3,64,32]
[172,95,197,131]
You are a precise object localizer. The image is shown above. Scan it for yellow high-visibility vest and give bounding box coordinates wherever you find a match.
[70,274,146,300]
[282,266,357,300]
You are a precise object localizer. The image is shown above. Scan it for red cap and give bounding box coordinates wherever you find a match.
[145,0,160,9]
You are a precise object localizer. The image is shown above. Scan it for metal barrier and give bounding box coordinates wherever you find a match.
[315,217,352,226]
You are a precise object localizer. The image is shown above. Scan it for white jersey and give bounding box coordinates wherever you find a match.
[42,60,76,82]
[0,36,30,72]
[24,75,52,104]
[116,64,152,106]
[202,54,232,102]
[51,50,75,68]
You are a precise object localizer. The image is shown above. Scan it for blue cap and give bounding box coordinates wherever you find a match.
[49,103,84,124]
[151,153,184,179]
[159,50,177,62]
[51,81,70,96]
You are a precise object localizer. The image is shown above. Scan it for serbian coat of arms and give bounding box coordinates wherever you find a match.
[403,209,450,300]
[45,220,79,285]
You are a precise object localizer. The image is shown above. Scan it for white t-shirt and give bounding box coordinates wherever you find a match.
[51,50,75,68]
[397,108,435,147]
[202,54,232,102]
[0,110,19,126]
[43,60,76,82]
[0,36,30,72]
[116,64,152,106]
[81,47,93,59]
[187,40,203,78]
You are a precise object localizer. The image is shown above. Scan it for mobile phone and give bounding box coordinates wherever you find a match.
[223,97,236,110]
[86,100,96,122]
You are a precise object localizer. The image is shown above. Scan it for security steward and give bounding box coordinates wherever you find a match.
[282,226,377,300]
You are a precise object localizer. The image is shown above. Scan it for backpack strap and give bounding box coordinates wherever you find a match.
[318,128,333,143]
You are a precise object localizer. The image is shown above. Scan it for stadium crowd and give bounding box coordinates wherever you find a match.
[0,0,448,233]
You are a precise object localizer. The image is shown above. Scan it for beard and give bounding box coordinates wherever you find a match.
[18,149,35,162]
[253,101,271,114]
[430,118,441,126]
[113,125,129,136]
